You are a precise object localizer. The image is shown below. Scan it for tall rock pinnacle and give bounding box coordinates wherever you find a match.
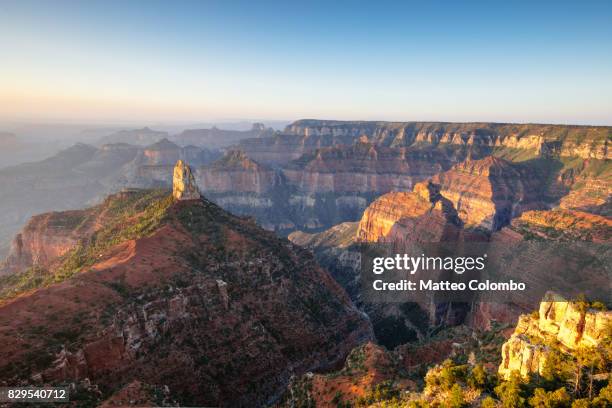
[173,160,201,200]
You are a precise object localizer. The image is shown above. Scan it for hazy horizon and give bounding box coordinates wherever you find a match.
[1,0,611,125]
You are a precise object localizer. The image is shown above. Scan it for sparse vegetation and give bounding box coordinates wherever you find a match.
[0,189,172,302]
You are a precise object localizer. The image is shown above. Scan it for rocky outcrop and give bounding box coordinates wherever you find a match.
[499,292,611,379]
[0,210,93,276]
[509,209,612,242]
[0,191,371,407]
[172,160,200,200]
[289,222,358,249]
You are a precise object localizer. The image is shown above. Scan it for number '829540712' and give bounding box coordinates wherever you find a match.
[0,387,69,402]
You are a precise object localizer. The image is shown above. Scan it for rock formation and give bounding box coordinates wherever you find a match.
[509,209,612,242]
[280,120,610,160]
[198,150,278,194]
[357,180,463,243]
[499,292,612,379]
[426,156,544,230]
[142,138,181,165]
[0,209,93,276]
[0,189,371,406]
[172,160,201,200]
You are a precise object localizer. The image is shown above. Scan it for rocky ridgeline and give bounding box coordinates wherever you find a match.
[509,209,612,242]
[499,292,611,379]
[0,187,371,406]
[282,120,610,160]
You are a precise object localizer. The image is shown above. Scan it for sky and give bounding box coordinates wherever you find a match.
[1,0,611,125]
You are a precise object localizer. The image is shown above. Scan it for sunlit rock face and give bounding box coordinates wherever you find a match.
[499,292,612,379]
[280,120,610,160]
[425,156,546,230]
[0,210,90,276]
[282,141,448,194]
[197,150,279,195]
[172,160,201,201]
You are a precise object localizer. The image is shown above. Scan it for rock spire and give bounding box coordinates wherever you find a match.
[172,160,201,200]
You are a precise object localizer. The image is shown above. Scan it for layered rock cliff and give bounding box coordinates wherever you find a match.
[282,140,450,194]
[356,182,463,244]
[198,150,279,194]
[499,292,611,379]
[354,155,538,242]
[283,120,611,160]
[0,209,93,276]
[427,156,546,230]
[0,188,371,406]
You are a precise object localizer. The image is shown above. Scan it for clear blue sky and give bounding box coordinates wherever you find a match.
[1,0,611,124]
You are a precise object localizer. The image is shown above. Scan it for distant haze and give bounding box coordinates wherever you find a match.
[0,1,611,125]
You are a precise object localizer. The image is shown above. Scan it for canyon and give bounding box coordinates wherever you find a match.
[0,119,609,406]
[1,120,609,259]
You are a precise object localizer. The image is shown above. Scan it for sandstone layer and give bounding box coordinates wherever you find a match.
[499,292,612,379]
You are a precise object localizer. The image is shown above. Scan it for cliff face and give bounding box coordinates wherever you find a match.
[356,185,462,244]
[283,120,610,160]
[141,138,181,165]
[353,164,531,243]
[0,189,371,406]
[556,159,612,216]
[282,141,450,194]
[428,156,545,230]
[0,210,93,276]
[238,132,358,165]
[198,150,279,194]
[499,292,612,379]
